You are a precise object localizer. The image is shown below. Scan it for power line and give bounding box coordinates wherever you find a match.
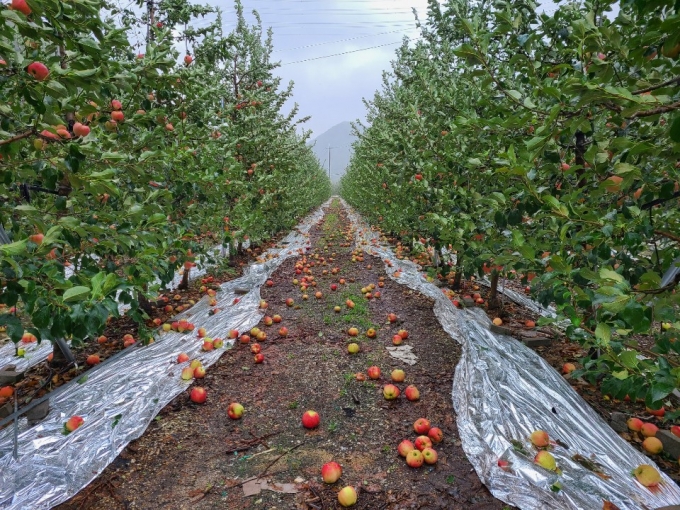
[280,37,420,66]
[274,29,415,52]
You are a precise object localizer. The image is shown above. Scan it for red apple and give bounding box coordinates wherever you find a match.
[404,385,420,401]
[86,354,100,366]
[406,449,424,467]
[202,340,214,351]
[415,435,432,451]
[391,369,405,382]
[177,352,189,363]
[647,407,665,417]
[426,427,443,444]
[627,417,643,432]
[671,425,680,438]
[414,418,431,434]
[11,0,31,16]
[641,423,658,437]
[302,410,320,429]
[197,327,207,338]
[250,343,261,354]
[111,110,124,122]
[190,387,207,403]
[97,335,107,344]
[392,334,403,346]
[254,353,264,363]
[367,366,381,379]
[240,334,251,344]
[180,366,195,380]
[73,122,90,137]
[348,327,359,337]
[366,328,376,338]
[229,329,239,339]
[227,402,244,419]
[397,329,408,339]
[398,439,415,457]
[530,430,549,447]
[184,54,193,65]
[387,313,397,323]
[273,315,282,323]
[27,62,49,81]
[286,298,294,307]
[330,284,338,291]
[266,279,274,287]
[562,363,576,374]
[64,415,84,433]
[279,327,288,337]
[193,366,206,378]
[321,461,342,483]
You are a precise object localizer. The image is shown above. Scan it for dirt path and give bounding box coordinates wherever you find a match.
[57,200,508,510]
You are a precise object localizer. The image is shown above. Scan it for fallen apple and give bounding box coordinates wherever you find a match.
[321,461,342,483]
[641,423,659,437]
[190,387,207,404]
[530,430,550,447]
[64,415,84,433]
[194,366,206,378]
[337,486,357,507]
[347,343,360,354]
[404,385,420,401]
[406,449,424,468]
[383,384,400,400]
[632,464,661,487]
[391,369,405,382]
[428,427,443,443]
[642,437,663,454]
[86,354,100,366]
[302,410,320,429]
[227,402,244,419]
[534,450,556,471]
[415,435,432,451]
[421,447,438,464]
[367,366,381,379]
[414,418,430,434]
[177,352,189,363]
[398,439,415,457]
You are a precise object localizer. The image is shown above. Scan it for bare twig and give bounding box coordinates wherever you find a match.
[0,130,34,147]
[633,75,680,95]
[258,442,305,479]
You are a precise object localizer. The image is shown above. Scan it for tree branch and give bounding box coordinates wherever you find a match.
[0,130,35,147]
[655,229,680,243]
[632,76,680,95]
[630,101,680,118]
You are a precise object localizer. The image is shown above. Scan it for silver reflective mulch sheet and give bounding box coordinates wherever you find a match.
[342,200,680,510]
[0,203,327,509]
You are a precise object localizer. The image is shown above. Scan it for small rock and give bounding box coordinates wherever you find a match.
[609,412,628,433]
[657,430,680,460]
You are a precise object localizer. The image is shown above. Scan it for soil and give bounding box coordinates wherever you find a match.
[56,200,509,510]
[386,240,680,483]
[0,240,284,427]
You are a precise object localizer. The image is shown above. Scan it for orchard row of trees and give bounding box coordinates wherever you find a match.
[341,0,680,410]
[0,0,330,357]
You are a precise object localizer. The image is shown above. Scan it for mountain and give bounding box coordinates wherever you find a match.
[308,121,357,184]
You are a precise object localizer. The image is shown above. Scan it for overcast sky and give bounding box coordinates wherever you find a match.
[120,1,567,138]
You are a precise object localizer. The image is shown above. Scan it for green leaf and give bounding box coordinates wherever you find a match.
[595,323,611,345]
[619,350,639,370]
[599,267,624,284]
[670,116,680,143]
[62,286,91,302]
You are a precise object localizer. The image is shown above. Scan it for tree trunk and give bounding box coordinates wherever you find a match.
[488,269,501,310]
[452,253,462,291]
[50,337,75,368]
[178,267,190,290]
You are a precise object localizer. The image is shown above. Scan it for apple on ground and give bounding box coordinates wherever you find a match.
[337,486,357,507]
[177,353,189,363]
[406,449,424,468]
[641,423,658,437]
[647,407,665,417]
[383,384,400,400]
[492,318,503,326]
[181,367,194,380]
[348,327,359,337]
[415,435,432,451]
[428,427,443,443]
[213,338,224,348]
[197,327,207,338]
[98,335,108,343]
[398,439,415,457]
[190,387,207,404]
[633,464,661,487]
[366,328,376,338]
[86,354,100,366]
[392,334,403,345]
[202,340,214,351]
[279,327,288,337]
[240,334,251,344]
[190,359,202,369]
[414,418,430,434]
[530,430,549,447]
[229,330,239,339]
[534,451,556,471]
[194,366,206,378]
[251,343,261,354]
[256,331,267,341]
[421,447,438,464]
[405,385,420,401]
[367,366,381,379]
[347,343,359,354]
[273,315,282,323]
[227,402,244,419]
[286,298,294,307]
[263,316,273,326]
[642,437,663,454]
[254,353,264,363]
[670,425,680,438]
[321,461,342,483]
[627,417,643,431]
[64,415,84,433]
[302,410,320,429]
[334,306,341,313]
[397,329,408,339]
[562,363,576,374]
[391,369,405,382]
